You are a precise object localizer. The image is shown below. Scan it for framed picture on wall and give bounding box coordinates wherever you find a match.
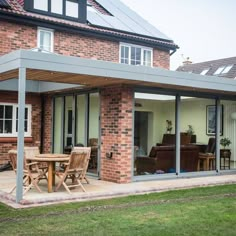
[206,105,223,135]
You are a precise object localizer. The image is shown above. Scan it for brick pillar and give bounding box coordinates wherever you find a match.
[42,95,52,153]
[100,86,133,183]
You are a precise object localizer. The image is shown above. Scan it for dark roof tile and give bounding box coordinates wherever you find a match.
[1,0,178,50]
[176,57,236,79]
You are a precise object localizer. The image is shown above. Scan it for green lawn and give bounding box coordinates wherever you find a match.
[0,184,236,236]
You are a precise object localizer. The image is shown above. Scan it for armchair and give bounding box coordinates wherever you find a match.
[136,145,199,174]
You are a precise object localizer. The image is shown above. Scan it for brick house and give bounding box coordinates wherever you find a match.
[0,0,236,201]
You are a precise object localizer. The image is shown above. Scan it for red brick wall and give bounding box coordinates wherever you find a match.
[153,49,170,69]
[42,95,52,153]
[0,92,41,165]
[0,20,170,69]
[100,86,133,183]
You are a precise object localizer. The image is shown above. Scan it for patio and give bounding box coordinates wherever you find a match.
[1,170,236,208]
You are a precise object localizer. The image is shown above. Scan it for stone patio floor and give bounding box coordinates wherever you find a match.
[0,170,236,208]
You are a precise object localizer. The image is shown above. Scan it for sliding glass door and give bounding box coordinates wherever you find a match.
[52,92,100,176]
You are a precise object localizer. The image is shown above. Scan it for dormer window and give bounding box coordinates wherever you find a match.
[25,0,87,23]
[34,0,48,11]
[66,0,79,18]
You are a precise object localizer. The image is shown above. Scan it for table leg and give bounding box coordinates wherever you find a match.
[47,162,53,193]
[206,157,210,171]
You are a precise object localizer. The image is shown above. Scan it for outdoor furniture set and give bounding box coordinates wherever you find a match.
[8,146,91,195]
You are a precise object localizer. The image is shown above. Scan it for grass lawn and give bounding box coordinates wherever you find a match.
[0,184,236,236]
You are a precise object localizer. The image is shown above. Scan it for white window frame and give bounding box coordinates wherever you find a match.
[119,43,153,67]
[0,103,32,137]
[37,27,54,53]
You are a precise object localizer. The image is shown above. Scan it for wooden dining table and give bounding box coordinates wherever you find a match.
[26,153,69,193]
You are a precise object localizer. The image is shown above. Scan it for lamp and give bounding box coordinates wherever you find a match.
[231,112,236,120]
[231,112,236,168]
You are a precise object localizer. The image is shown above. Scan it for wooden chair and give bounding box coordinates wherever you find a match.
[8,148,46,194]
[55,149,90,194]
[24,147,48,181]
[198,138,216,171]
[73,147,91,184]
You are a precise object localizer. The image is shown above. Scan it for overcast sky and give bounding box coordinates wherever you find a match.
[121,0,236,70]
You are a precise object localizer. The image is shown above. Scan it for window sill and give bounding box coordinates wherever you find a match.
[0,137,33,143]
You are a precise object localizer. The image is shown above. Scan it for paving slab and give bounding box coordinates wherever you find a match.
[0,170,236,208]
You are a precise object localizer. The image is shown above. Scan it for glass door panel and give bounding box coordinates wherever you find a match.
[64,96,73,150]
[180,97,216,173]
[134,93,176,176]
[88,93,99,174]
[75,94,86,146]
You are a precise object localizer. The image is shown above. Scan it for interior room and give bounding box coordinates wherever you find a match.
[134,92,236,176]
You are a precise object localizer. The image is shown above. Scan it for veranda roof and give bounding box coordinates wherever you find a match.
[0,50,236,96]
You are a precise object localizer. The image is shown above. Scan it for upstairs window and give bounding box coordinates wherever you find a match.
[66,0,79,18]
[214,64,234,75]
[34,0,48,11]
[37,28,54,53]
[25,0,86,23]
[221,64,233,74]
[200,68,209,75]
[0,103,31,137]
[120,43,153,67]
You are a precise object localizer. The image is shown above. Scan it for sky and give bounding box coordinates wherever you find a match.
[121,0,236,70]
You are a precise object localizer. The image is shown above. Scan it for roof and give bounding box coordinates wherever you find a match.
[0,50,236,97]
[0,0,178,50]
[0,0,11,9]
[176,57,236,79]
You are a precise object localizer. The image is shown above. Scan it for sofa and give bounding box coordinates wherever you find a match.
[157,133,194,146]
[136,145,199,174]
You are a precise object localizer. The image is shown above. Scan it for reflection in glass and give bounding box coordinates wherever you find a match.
[180,97,216,172]
[76,95,86,146]
[88,93,99,174]
[220,99,236,170]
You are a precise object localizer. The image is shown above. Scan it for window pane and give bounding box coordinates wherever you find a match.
[34,0,48,11]
[131,47,141,65]
[121,46,129,64]
[134,93,176,176]
[214,66,225,75]
[0,120,3,133]
[39,31,52,52]
[76,95,86,146]
[66,1,79,18]
[25,108,28,120]
[24,120,28,132]
[5,106,13,119]
[64,96,73,147]
[143,50,151,66]
[4,120,12,133]
[51,0,63,14]
[0,106,3,119]
[180,97,216,173]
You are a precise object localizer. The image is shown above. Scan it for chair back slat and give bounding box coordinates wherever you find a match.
[72,147,91,170]
[8,151,17,172]
[24,147,40,158]
[68,152,87,170]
